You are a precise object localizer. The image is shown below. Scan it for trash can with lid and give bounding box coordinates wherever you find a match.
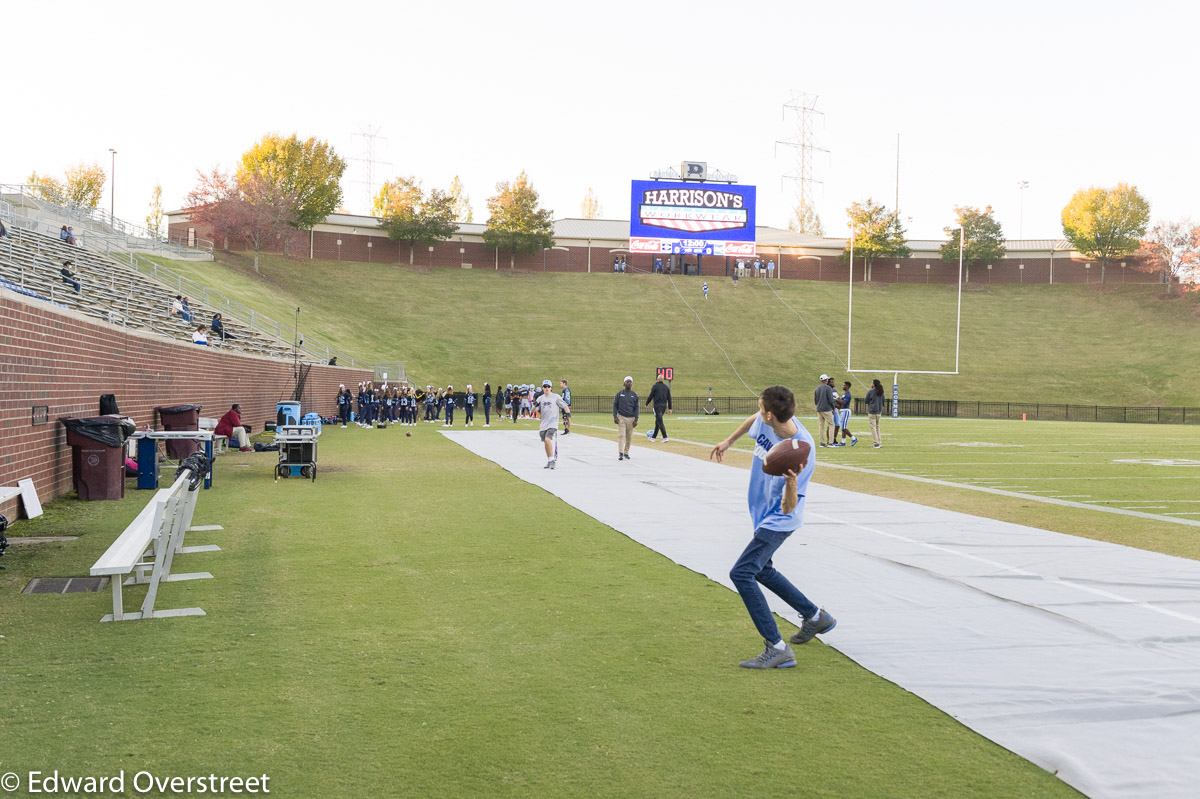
[156,404,202,459]
[62,416,132,501]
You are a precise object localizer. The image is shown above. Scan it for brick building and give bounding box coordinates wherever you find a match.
[167,211,1166,286]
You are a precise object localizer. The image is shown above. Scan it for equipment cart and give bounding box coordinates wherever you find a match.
[274,424,319,482]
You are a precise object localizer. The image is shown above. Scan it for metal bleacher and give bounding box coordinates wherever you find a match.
[0,225,295,359]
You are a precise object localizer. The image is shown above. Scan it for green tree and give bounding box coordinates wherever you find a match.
[146,183,165,237]
[378,178,458,264]
[841,198,910,278]
[483,171,554,268]
[581,187,602,219]
[26,170,65,205]
[787,201,824,236]
[939,205,1006,267]
[448,175,473,223]
[1061,183,1150,283]
[238,133,346,230]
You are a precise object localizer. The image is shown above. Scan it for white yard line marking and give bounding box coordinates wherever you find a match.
[572,425,1200,529]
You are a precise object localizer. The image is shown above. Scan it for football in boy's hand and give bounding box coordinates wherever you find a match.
[763,439,811,476]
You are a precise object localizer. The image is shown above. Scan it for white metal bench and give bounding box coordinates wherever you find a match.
[199,417,227,454]
[89,473,221,622]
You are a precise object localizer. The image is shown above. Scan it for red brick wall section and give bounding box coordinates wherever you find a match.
[0,289,371,519]
[169,221,1167,285]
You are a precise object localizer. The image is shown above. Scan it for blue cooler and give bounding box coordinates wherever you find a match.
[276,402,301,428]
[301,412,323,433]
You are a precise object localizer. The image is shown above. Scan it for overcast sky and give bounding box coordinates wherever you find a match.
[6,0,1195,241]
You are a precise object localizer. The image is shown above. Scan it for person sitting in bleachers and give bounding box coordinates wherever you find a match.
[0,219,12,239]
[192,325,208,345]
[211,312,235,341]
[59,225,69,242]
[60,261,81,293]
[172,294,194,323]
[66,226,77,245]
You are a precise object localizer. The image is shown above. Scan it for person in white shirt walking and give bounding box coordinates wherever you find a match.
[534,379,571,469]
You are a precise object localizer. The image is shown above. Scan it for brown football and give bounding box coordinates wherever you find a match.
[763,438,811,476]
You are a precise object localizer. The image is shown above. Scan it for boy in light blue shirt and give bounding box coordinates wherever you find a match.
[711,385,837,669]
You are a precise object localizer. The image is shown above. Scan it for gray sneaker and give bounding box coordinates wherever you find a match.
[790,609,837,645]
[739,639,797,669]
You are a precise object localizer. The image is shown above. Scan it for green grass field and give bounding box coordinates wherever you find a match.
[1,423,1090,799]
[599,413,1200,560]
[147,252,1200,405]
[5,254,1196,797]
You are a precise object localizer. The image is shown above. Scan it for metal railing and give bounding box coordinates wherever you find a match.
[0,182,213,259]
[126,254,369,368]
[2,216,367,365]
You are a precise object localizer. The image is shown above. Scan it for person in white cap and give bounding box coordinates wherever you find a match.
[535,380,571,469]
[464,385,476,427]
[612,376,640,460]
[814,374,838,447]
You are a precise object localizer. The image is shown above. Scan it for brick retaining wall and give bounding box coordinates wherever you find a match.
[0,288,370,519]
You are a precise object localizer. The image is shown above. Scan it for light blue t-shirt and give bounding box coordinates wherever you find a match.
[747,415,816,532]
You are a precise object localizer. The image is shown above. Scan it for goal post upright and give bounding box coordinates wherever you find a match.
[846,226,965,417]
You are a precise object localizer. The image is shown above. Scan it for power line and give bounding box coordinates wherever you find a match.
[349,125,392,214]
[776,91,828,232]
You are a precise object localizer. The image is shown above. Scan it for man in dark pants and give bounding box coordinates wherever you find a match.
[613,376,639,460]
[645,374,672,442]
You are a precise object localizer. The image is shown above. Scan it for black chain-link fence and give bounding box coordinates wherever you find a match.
[568,396,1199,424]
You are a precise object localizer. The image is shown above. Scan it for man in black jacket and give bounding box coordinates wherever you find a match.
[645,374,672,442]
[612,376,639,460]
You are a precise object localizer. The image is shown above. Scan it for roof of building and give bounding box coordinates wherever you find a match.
[166,208,1073,252]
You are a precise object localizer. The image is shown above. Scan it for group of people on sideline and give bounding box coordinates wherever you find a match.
[334,380,573,432]
[814,374,886,448]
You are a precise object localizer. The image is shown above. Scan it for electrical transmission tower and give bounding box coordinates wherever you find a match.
[776,91,828,235]
[350,125,392,214]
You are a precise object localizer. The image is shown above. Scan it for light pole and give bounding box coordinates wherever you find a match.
[109,149,117,219]
[1017,180,1029,240]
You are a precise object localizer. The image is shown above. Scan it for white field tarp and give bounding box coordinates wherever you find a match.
[444,430,1200,799]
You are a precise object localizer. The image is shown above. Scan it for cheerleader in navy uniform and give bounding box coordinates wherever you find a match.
[464,385,476,427]
[362,382,375,427]
[443,386,456,427]
[356,383,367,427]
[337,385,351,428]
[482,383,492,427]
[424,386,436,422]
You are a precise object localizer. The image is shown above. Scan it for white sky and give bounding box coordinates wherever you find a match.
[6,0,1195,240]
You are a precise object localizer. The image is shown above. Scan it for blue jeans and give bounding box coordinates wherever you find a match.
[730,527,818,644]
